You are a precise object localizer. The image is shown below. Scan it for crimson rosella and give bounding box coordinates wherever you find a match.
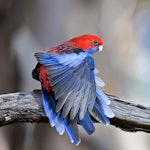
[32,34,114,145]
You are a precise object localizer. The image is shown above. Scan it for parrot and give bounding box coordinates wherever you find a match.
[32,34,115,145]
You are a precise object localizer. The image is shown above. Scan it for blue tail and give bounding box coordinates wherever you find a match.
[76,112,95,135]
[42,89,80,145]
[41,88,114,145]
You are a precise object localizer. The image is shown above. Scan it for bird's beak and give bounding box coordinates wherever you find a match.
[98,45,103,51]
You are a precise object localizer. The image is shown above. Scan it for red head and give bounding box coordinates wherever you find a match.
[68,34,104,51]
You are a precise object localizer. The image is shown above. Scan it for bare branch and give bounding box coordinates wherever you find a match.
[0,90,150,133]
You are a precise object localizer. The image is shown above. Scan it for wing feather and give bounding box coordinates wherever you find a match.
[62,92,77,118]
[90,101,110,125]
[79,83,90,120]
[54,77,77,100]
[35,51,96,120]
[70,93,82,120]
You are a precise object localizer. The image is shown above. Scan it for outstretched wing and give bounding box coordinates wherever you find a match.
[35,50,96,120]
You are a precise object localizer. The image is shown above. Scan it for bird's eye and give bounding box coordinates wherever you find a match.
[93,40,99,45]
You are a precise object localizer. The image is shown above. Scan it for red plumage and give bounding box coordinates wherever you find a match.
[32,34,104,93]
[68,34,104,50]
[32,34,113,145]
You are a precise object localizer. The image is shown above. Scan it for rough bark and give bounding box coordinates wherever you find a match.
[0,90,150,133]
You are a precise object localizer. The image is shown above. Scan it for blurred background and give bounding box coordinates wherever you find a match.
[0,0,150,150]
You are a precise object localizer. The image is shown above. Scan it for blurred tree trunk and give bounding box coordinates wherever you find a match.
[0,1,24,150]
[0,0,21,93]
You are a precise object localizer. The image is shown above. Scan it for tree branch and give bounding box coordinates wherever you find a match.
[0,90,150,133]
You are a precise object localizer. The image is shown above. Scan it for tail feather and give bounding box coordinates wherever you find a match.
[54,115,65,135]
[42,89,80,145]
[42,90,65,134]
[77,112,95,135]
[42,90,55,126]
[41,88,114,145]
[64,119,80,145]
[90,101,110,125]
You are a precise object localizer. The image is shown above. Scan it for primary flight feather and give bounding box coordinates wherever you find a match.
[32,34,114,145]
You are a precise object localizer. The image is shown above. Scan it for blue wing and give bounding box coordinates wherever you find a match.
[42,89,81,145]
[36,51,96,120]
[35,50,114,145]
